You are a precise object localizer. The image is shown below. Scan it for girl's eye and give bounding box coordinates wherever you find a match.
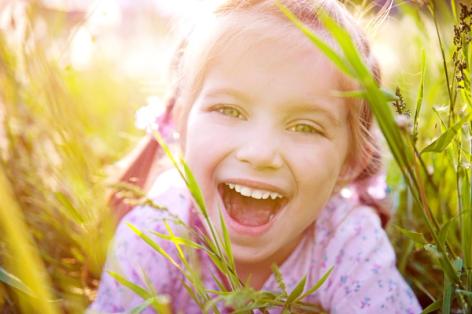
[215,106,244,119]
[288,123,321,135]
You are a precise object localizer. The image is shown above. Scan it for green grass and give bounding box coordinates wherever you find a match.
[1,0,472,313]
[0,3,144,312]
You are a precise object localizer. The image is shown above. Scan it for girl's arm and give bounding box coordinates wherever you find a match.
[319,205,422,314]
[87,169,191,313]
[86,205,180,313]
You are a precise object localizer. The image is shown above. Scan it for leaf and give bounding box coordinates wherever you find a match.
[395,226,428,249]
[442,276,452,314]
[300,266,333,299]
[130,296,171,314]
[420,299,441,314]
[285,275,306,305]
[413,51,426,142]
[163,220,186,261]
[331,88,397,101]
[130,298,156,314]
[0,267,34,296]
[438,219,454,248]
[456,289,472,297]
[151,230,203,250]
[276,1,354,78]
[108,272,167,314]
[421,112,472,153]
[151,130,186,184]
[210,272,227,292]
[54,191,84,224]
[271,264,288,296]
[218,206,231,260]
[217,205,240,289]
[179,158,208,217]
[127,223,181,271]
[108,271,151,300]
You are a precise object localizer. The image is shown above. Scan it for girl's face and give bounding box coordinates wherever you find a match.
[183,31,351,264]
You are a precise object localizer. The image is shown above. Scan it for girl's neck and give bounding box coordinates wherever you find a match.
[235,232,304,290]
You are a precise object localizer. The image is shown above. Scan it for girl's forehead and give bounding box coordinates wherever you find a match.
[196,31,350,124]
[197,16,351,91]
[204,28,347,98]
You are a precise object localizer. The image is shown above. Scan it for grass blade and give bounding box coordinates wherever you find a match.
[276,1,354,78]
[271,264,288,297]
[413,51,426,143]
[421,299,441,314]
[0,267,34,296]
[285,275,306,305]
[127,223,181,271]
[300,267,333,299]
[442,276,453,314]
[0,164,59,314]
[107,272,169,313]
[422,113,472,153]
[108,271,152,300]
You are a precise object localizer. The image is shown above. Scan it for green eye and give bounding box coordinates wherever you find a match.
[289,124,319,134]
[217,106,243,119]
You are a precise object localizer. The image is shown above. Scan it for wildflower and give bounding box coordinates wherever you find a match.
[392,87,409,116]
[134,96,165,132]
[395,114,412,133]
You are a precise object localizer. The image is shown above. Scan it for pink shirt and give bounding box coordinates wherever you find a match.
[87,169,422,313]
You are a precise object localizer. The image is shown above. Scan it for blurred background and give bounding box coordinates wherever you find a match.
[0,0,471,313]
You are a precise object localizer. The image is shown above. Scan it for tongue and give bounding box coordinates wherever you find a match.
[223,187,280,227]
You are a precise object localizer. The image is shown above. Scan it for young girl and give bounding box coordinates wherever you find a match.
[89,0,422,313]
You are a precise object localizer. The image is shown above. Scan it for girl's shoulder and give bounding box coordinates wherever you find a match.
[310,193,390,281]
[123,167,193,230]
[310,194,422,312]
[315,192,382,244]
[88,168,194,313]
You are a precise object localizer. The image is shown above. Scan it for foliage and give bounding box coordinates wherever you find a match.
[0,2,143,312]
[339,0,472,312]
[1,0,472,313]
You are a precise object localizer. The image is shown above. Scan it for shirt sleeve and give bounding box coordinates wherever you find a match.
[86,169,192,314]
[86,204,184,314]
[319,205,422,314]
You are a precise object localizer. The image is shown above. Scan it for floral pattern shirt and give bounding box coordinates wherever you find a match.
[87,168,422,313]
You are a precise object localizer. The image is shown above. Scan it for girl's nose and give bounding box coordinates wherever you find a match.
[235,134,283,170]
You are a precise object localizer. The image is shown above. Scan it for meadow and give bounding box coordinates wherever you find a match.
[0,0,471,313]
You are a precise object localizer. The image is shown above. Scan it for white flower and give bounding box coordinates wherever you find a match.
[134,96,165,132]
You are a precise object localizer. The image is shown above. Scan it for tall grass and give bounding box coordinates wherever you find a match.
[0,2,144,313]
[317,0,472,312]
[1,0,472,313]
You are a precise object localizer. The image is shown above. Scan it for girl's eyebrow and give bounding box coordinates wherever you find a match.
[289,103,341,127]
[203,87,251,102]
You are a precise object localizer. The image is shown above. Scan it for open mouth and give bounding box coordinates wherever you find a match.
[217,182,288,227]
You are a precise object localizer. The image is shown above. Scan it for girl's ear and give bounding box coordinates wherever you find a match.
[334,151,371,193]
[172,101,188,152]
[333,163,353,194]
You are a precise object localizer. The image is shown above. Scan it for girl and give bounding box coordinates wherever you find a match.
[89,0,422,313]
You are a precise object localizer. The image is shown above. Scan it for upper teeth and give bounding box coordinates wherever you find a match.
[226,183,283,200]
